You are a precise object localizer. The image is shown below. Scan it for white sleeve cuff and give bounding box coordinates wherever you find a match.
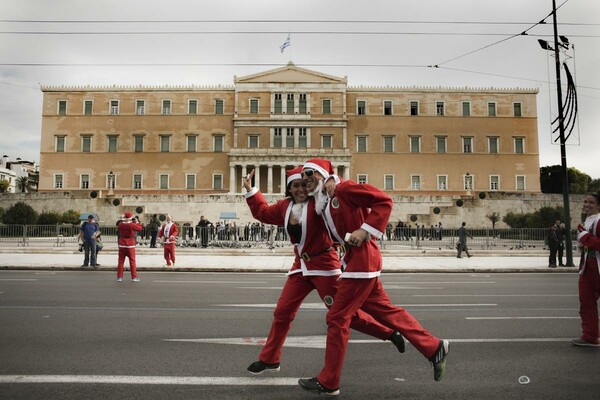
[244,187,259,198]
[577,231,589,241]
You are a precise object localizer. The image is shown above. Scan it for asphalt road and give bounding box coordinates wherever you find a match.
[0,270,598,400]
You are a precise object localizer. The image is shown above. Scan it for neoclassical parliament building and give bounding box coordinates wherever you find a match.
[39,63,540,196]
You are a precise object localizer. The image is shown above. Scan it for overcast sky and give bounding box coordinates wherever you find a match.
[1,0,598,178]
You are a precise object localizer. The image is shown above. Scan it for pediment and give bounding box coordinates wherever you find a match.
[235,62,347,84]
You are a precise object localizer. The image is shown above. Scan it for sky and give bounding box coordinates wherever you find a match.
[1,0,599,177]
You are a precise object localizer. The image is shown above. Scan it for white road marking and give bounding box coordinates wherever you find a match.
[153,280,268,284]
[238,287,285,290]
[383,281,495,284]
[164,335,574,349]
[415,294,577,297]
[217,303,497,308]
[0,375,298,386]
[0,279,38,281]
[383,286,443,290]
[466,316,579,320]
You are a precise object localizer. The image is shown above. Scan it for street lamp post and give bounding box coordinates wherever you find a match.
[538,0,574,266]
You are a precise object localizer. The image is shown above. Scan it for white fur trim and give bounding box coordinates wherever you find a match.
[244,187,259,198]
[287,173,302,186]
[303,162,329,179]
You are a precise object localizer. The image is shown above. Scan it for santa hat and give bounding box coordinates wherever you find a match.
[286,166,303,186]
[303,158,334,179]
[123,211,132,219]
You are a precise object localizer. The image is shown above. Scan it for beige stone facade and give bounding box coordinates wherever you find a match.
[39,63,540,196]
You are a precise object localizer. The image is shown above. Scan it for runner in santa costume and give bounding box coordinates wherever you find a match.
[298,158,449,396]
[158,215,178,267]
[243,166,405,376]
[573,192,600,347]
[116,211,143,282]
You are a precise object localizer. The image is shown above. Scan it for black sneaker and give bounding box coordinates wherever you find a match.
[247,360,280,375]
[429,339,449,381]
[298,377,339,396]
[390,331,406,353]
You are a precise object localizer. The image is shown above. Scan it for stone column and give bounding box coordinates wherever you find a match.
[229,165,236,194]
[280,165,286,194]
[267,164,273,193]
[254,164,260,190]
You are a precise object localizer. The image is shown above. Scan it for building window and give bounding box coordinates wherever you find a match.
[436,136,447,153]
[58,100,67,115]
[213,174,223,190]
[490,175,499,191]
[437,175,447,190]
[488,137,499,154]
[384,175,394,190]
[357,100,366,115]
[322,99,331,114]
[462,101,470,117]
[108,135,118,153]
[514,137,524,154]
[286,127,295,147]
[383,136,394,153]
[80,174,90,189]
[110,100,119,115]
[463,137,473,154]
[82,135,92,153]
[248,135,259,148]
[186,174,196,190]
[410,136,421,153]
[250,99,259,114]
[274,93,282,114]
[55,136,65,152]
[357,174,368,184]
[160,135,170,152]
[410,101,419,116]
[322,135,333,148]
[215,99,224,115]
[136,100,145,115]
[187,135,197,152]
[298,128,307,148]
[383,100,393,116]
[273,128,282,148]
[162,100,171,115]
[299,94,307,114]
[436,102,445,116]
[134,135,144,152]
[464,174,473,191]
[54,174,63,189]
[159,174,169,190]
[188,100,197,115]
[84,100,93,115]
[488,102,497,117]
[411,175,421,190]
[357,136,367,153]
[133,174,142,189]
[213,135,224,152]
[514,102,522,117]
[286,94,294,114]
[516,175,526,191]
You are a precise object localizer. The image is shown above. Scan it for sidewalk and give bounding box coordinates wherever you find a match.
[0,245,577,273]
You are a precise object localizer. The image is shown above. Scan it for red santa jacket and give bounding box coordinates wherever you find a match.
[158,222,179,244]
[577,213,600,274]
[245,188,341,276]
[117,221,143,248]
[321,178,392,278]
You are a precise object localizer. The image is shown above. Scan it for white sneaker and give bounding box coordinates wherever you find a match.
[132,278,141,282]
[117,278,122,282]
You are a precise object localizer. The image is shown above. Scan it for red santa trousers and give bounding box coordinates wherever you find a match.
[318,277,440,389]
[578,259,600,343]
[258,273,394,364]
[117,247,138,279]
[163,243,176,266]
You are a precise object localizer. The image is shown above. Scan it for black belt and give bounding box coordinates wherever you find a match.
[301,247,333,262]
[586,249,597,256]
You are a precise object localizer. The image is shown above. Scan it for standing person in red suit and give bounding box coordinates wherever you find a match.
[158,215,178,268]
[116,211,143,282]
[243,166,405,376]
[573,192,600,347]
[298,158,449,396]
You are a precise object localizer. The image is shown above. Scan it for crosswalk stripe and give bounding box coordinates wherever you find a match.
[0,375,298,386]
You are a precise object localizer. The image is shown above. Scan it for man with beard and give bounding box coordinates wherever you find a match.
[298,158,448,396]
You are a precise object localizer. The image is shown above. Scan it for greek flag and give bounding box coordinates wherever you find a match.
[279,34,291,53]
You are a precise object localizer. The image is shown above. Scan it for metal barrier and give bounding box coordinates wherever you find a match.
[0,224,570,251]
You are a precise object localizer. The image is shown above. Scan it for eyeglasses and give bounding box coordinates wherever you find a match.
[301,169,315,178]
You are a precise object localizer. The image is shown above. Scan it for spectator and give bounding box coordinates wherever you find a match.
[457,222,473,258]
[148,214,161,248]
[547,224,559,268]
[79,215,100,268]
